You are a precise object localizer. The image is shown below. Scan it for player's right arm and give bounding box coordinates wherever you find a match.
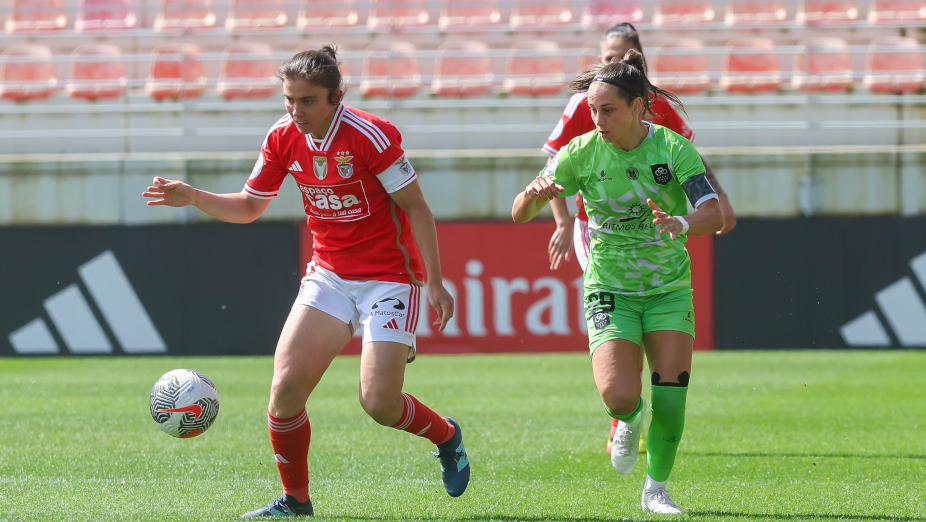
[143,176,270,223]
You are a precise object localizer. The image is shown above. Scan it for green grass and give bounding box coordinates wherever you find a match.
[1,351,924,521]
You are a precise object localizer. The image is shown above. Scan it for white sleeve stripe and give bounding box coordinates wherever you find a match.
[542,144,559,156]
[244,185,278,196]
[343,119,385,153]
[343,111,390,149]
[694,193,719,208]
[563,93,587,118]
[389,174,416,193]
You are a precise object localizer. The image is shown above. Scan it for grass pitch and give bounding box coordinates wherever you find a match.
[1,351,924,521]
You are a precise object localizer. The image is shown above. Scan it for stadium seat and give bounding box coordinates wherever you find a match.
[652,0,715,25]
[792,37,853,92]
[438,0,502,29]
[367,0,430,30]
[5,0,66,32]
[650,38,710,95]
[296,0,358,29]
[863,36,925,94]
[724,0,787,25]
[719,38,781,93]
[796,0,858,24]
[503,40,566,97]
[74,0,136,31]
[216,43,279,99]
[66,44,127,101]
[431,41,494,98]
[509,0,572,29]
[577,41,599,75]
[146,44,207,101]
[581,0,643,27]
[153,0,216,31]
[0,45,57,102]
[867,0,926,22]
[360,42,422,98]
[225,0,287,30]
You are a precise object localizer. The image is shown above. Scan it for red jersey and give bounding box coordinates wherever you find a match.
[245,105,424,285]
[542,93,695,221]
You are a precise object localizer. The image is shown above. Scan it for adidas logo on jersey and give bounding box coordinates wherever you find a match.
[383,319,401,330]
[289,161,304,173]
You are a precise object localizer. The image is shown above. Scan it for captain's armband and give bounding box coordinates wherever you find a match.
[682,174,719,208]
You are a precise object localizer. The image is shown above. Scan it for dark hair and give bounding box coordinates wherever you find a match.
[570,49,684,116]
[601,22,643,56]
[277,44,344,104]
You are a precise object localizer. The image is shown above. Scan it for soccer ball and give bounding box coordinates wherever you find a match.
[149,369,220,438]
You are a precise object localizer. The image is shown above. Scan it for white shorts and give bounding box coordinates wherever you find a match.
[294,262,422,361]
[573,217,590,272]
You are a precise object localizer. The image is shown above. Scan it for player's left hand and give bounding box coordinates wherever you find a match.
[648,199,682,240]
[548,224,572,270]
[427,282,455,333]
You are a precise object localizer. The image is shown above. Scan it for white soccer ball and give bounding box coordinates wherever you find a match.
[149,369,220,438]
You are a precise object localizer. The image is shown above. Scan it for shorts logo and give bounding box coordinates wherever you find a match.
[372,297,405,310]
[383,319,401,329]
[626,167,639,180]
[335,153,354,178]
[683,311,693,323]
[313,156,328,180]
[593,312,610,330]
[651,164,672,185]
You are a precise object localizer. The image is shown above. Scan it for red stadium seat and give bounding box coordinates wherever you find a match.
[66,44,127,101]
[509,0,572,29]
[153,0,216,31]
[652,0,715,25]
[296,0,358,29]
[581,0,642,27]
[75,0,136,31]
[5,0,66,32]
[0,45,57,102]
[863,36,925,94]
[216,43,279,99]
[431,41,494,98]
[225,0,287,30]
[792,37,853,92]
[360,42,422,98]
[146,44,207,101]
[867,0,926,22]
[577,42,599,75]
[724,0,787,25]
[367,0,429,29]
[719,38,781,93]
[503,40,566,97]
[438,0,502,29]
[796,0,858,23]
[650,38,710,95]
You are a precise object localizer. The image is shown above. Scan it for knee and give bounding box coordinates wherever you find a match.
[268,376,308,418]
[358,390,402,426]
[599,385,639,417]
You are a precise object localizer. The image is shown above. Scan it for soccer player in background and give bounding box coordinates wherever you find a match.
[512,51,723,514]
[142,45,470,517]
[542,22,737,457]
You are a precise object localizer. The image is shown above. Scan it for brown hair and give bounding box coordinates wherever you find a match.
[570,49,683,116]
[277,44,344,104]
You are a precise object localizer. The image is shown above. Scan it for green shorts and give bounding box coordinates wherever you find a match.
[585,287,695,354]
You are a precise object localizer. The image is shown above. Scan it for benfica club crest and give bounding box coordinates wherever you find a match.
[313,156,327,180]
[334,154,354,178]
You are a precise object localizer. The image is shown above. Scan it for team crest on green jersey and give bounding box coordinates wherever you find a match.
[651,163,672,185]
[626,167,639,180]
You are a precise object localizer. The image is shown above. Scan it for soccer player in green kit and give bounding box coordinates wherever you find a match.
[512,50,723,515]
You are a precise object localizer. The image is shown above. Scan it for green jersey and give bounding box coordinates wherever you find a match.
[543,122,714,296]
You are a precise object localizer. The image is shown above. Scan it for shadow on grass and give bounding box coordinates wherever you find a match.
[689,452,926,460]
[689,511,926,521]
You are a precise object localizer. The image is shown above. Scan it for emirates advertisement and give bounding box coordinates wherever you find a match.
[304,221,716,355]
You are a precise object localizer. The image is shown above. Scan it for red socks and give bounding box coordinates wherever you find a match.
[391,393,454,445]
[268,409,311,503]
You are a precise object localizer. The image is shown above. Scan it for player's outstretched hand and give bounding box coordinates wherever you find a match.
[143,176,196,207]
[428,283,455,333]
[647,198,682,241]
[524,176,565,202]
[548,225,571,270]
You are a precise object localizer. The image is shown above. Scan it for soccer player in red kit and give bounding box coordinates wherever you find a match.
[143,45,470,517]
[542,23,737,458]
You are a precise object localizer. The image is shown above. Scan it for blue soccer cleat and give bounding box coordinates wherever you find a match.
[433,417,470,497]
[241,495,314,518]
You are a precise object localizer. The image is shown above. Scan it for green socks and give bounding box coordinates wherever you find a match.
[646,385,688,482]
[604,395,645,423]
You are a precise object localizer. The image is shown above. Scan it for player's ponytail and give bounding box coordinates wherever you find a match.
[277,44,345,104]
[569,49,685,117]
